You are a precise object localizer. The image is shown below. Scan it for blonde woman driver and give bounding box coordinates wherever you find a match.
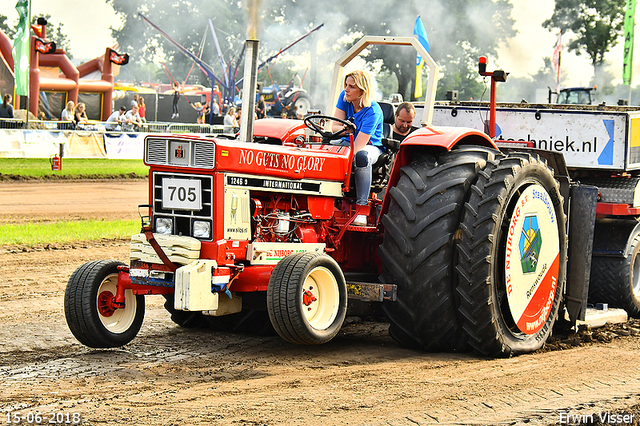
[333,70,384,226]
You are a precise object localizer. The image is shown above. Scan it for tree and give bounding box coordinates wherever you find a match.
[261,0,516,101]
[0,13,72,56]
[107,0,517,103]
[543,0,626,78]
[107,0,247,84]
[33,14,73,57]
[0,14,13,38]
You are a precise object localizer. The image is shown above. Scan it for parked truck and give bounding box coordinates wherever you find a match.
[429,84,640,325]
[64,36,624,358]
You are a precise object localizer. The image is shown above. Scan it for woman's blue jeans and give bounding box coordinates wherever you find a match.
[353,145,383,205]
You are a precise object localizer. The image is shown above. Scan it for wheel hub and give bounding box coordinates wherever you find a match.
[98,291,116,317]
[303,289,317,306]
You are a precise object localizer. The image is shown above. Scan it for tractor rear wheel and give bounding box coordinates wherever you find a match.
[590,230,640,318]
[290,93,311,116]
[379,146,499,352]
[64,260,145,348]
[267,252,347,345]
[455,152,567,356]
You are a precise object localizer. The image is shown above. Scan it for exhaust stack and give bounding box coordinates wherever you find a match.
[239,40,259,143]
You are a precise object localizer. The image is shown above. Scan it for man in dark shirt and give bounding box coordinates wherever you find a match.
[392,102,418,141]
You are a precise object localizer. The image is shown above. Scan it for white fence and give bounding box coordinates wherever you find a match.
[0,118,233,159]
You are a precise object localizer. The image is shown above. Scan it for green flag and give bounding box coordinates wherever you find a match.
[12,0,30,96]
[623,0,636,85]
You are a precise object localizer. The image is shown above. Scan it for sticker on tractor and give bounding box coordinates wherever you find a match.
[504,184,560,334]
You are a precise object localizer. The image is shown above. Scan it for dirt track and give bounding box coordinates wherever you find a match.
[1,180,640,426]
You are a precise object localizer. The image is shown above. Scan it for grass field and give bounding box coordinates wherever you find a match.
[0,158,149,178]
[0,158,147,245]
[0,219,140,246]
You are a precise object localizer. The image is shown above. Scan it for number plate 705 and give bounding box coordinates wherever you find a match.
[161,178,202,210]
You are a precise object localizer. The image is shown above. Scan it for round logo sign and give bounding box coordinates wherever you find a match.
[504,184,560,334]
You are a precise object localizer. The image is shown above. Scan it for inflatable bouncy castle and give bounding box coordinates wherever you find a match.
[0,19,124,121]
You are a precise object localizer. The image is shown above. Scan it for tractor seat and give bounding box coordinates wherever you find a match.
[378,102,395,139]
[370,103,402,193]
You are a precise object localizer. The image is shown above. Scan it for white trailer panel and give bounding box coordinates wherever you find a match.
[420,104,640,171]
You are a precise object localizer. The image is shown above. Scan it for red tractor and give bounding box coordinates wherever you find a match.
[65,36,582,357]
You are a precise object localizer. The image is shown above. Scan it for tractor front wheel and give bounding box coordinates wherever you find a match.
[267,252,347,345]
[64,260,145,348]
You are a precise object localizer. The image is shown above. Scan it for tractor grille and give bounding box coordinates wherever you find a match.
[152,172,214,241]
[145,138,215,169]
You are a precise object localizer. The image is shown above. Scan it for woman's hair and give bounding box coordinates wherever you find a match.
[227,107,236,115]
[75,102,85,113]
[2,94,10,107]
[344,70,372,108]
[138,97,145,106]
[66,101,74,111]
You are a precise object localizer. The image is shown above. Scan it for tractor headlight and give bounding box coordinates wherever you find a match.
[155,217,173,234]
[193,220,211,239]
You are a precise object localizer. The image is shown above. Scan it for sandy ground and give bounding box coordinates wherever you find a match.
[1,179,639,426]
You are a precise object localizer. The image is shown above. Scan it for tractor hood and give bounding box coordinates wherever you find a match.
[214,138,350,184]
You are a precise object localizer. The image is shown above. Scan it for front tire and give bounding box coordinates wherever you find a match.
[64,260,145,348]
[455,153,567,356]
[267,252,347,345]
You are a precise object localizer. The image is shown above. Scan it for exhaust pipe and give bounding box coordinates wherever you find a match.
[239,39,259,143]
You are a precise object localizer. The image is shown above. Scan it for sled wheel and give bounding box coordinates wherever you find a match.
[64,260,145,348]
[456,152,567,356]
[590,230,640,318]
[267,252,347,345]
[162,294,206,328]
[380,146,500,352]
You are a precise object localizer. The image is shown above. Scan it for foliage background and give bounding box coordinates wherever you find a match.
[2,0,640,105]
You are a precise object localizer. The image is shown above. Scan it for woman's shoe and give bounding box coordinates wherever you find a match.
[353,214,367,226]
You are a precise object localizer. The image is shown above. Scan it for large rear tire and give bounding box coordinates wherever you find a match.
[379,146,499,352]
[267,252,347,345]
[455,153,567,356]
[590,230,640,318]
[64,260,145,348]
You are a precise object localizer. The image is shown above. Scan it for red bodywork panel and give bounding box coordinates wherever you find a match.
[253,118,307,144]
[215,138,350,182]
[596,203,640,216]
[380,126,497,216]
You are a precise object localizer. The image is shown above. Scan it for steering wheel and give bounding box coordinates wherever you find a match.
[303,115,356,143]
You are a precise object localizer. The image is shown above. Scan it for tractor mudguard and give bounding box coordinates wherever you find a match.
[565,185,598,323]
[380,127,495,216]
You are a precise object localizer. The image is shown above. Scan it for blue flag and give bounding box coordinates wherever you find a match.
[414,16,430,98]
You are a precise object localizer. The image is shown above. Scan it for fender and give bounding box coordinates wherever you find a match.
[380,126,496,215]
